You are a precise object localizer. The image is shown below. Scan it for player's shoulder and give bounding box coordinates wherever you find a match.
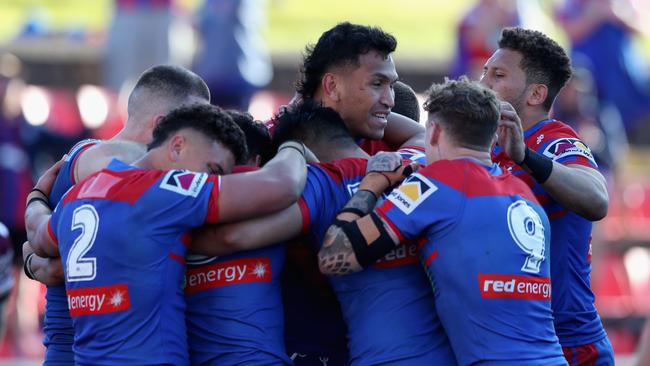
[419,159,536,200]
[64,138,101,162]
[528,119,581,147]
[313,157,367,183]
[397,146,426,165]
[63,162,169,205]
[529,120,596,163]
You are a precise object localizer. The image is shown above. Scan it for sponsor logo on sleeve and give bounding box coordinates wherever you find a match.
[184,257,272,294]
[160,170,208,197]
[478,274,551,300]
[542,138,594,161]
[67,284,131,316]
[387,173,437,214]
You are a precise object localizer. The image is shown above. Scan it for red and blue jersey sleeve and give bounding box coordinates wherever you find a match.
[376,164,460,243]
[142,170,222,227]
[49,139,100,205]
[529,120,598,169]
[298,158,368,241]
[297,165,339,237]
[397,146,427,165]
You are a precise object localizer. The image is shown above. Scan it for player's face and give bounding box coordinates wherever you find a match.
[173,131,236,175]
[479,48,528,114]
[336,50,397,140]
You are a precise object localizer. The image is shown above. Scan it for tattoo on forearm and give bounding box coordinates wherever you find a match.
[319,226,362,275]
[343,190,377,216]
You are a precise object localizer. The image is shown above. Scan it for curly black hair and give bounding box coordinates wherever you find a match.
[393,81,420,122]
[271,99,352,149]
[498,27,572,111]
[225,110,273,164]
[296,22,397,99]
[424,76,500,151]
[148,104,248,165]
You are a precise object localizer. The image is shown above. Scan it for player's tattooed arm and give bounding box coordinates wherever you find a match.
[319,189,401,276]
[319,225,362,275]
[318,190,378,275]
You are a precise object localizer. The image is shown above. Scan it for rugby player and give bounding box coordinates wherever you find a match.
[195,101,457,365]
[317,77,567,365]
[25,104,307,365]
[480,27,613,365]
[22,64,212,365]
[185,110,293,365]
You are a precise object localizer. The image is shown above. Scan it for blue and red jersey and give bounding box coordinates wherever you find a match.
[298,152,457,366]
[492,119,608,347]
[49,160,221,365]
[185,248,291,365]
[184,165,291,366]
[378,159,566,366]
[44,138,99,365]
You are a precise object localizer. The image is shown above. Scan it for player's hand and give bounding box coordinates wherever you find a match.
[366,151,402,174]
[360,162,419,194]
[497,102,526,165]
[34,155,66,198]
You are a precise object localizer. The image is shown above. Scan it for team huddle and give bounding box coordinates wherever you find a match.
[22,22,613,366]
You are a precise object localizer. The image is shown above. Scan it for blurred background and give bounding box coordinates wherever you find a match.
[0,0,649,364]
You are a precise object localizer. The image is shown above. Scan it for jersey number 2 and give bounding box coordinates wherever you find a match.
[67,205,99,282]
[507,200,546,274]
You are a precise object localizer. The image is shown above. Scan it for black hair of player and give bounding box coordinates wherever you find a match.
[296,22,397,99]
[393,81,420,122]
[423,76,500,151]
[271,100,352,150]
[128,65,210,113]
[498,27,572,111]
[225,110,273,165]
[148,104,248,164]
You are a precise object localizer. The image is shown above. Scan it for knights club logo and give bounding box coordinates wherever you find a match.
[159,170,209,197]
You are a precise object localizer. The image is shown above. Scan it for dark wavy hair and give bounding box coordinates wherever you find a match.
[424,77,500,151]
[296,22,397,99]
[271,99,352,149]
[225,110,273,164]
[498,27,572,111]
[148,104,247,164]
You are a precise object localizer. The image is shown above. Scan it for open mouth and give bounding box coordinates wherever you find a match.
[370,112,389,126]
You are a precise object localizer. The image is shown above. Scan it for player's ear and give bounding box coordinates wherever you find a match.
[322,73,340,102]
[527,83,548,108]
[428,121,441,146]
[168,134,186,161]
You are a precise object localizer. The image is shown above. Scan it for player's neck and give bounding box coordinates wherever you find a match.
[309,143,368,163]
[520,108,550,132]
[112,119,151,145]
[445,146,492,166]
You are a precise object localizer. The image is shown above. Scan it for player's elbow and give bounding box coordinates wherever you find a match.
[584,193,609,221]
[218,227,250,255]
